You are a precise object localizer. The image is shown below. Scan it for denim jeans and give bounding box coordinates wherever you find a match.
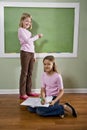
[27,97,64,116]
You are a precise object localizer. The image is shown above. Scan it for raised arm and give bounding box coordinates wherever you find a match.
[18,28,43,45]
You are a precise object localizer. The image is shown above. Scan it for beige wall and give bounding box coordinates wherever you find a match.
[0,0,87,91]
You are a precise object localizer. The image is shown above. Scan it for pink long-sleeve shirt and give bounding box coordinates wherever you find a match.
[41,72,64,96]
[18,27,39,53]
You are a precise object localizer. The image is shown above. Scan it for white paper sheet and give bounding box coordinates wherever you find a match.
[20,96,53,107]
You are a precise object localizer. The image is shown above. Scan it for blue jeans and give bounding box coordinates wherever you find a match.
[27,98,64,116]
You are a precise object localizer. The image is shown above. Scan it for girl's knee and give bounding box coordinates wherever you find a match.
[27,106,36,113]
[36,108,45,116]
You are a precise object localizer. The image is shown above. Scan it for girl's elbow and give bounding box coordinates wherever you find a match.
[60,89,64,94]
[62,89,64,93]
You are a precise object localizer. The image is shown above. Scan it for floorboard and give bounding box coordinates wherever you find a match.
[0,93,87,130]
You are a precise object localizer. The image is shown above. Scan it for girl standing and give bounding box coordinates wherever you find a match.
[18,13,43,100]
[27,55,77,118]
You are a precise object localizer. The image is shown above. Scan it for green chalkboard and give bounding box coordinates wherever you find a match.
[4,7,74,53]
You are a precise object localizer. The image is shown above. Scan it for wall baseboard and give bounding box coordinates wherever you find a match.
[0,88,87,94]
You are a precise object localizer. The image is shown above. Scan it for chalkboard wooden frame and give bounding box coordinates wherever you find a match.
[0,2,79,58]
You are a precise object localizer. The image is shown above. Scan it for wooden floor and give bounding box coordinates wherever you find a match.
[0,94,87,130]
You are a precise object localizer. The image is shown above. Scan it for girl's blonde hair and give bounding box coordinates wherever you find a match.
[43,55,58,73]
[19,13,32,29]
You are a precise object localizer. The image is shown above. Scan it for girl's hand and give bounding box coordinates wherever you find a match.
[49,100,55,106]
[40,97,45,105]
[38,34,43,38]
[33,58,36,62]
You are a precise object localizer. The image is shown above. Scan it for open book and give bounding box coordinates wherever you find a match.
[20,96,53,107]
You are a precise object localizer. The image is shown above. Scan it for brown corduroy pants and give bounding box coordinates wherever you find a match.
[19,50,34,96]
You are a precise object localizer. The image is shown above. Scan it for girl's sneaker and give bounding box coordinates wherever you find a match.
[20,95,29,100]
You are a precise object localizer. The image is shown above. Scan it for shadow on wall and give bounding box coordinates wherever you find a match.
[31,19,47,53]
[32,61,38,90]
[32,60,43,90]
